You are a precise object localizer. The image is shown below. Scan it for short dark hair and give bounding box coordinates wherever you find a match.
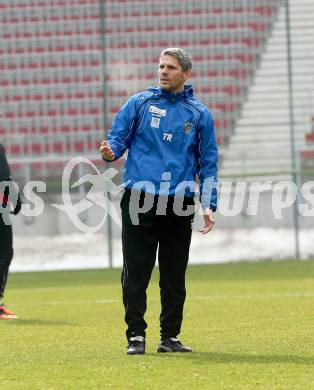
[160,48,192,72]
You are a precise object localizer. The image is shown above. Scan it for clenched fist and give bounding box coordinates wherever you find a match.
[100,140,115,161]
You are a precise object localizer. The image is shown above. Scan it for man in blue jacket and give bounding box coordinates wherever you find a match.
[100,48,218,354]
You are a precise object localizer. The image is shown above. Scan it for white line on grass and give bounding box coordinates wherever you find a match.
[13,291,314,306]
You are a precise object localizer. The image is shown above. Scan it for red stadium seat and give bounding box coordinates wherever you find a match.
[305,132,314,142]
[300,150,314,159]
[11,144,21,155]
[31,143,42,154]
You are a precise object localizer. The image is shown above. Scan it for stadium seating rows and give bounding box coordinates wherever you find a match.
[0,0,281,158]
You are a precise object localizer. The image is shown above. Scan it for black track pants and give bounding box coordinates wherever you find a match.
[120,190,194,340]
[0,216,13,300]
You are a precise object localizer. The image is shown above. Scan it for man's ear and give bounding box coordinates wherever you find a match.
[184,69,192,82]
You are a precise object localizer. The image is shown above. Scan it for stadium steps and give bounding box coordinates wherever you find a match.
[220,0,314,179]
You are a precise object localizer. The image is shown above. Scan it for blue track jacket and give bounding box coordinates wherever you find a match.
[105,85,218,211]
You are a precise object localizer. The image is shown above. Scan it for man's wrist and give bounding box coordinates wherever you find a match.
[201,205,215,212]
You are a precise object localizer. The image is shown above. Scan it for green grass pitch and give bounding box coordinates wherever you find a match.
[1,260,314,389]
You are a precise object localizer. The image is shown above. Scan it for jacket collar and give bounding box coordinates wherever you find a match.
[148,84,194,101]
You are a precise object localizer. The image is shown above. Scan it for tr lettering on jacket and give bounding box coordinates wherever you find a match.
[163,133,173,141]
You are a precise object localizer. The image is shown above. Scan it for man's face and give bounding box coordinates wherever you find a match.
[158,55,191,94]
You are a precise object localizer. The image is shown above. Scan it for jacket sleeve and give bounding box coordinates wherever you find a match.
[0,143,11,181]
[195,108,218,211]
[104,94,138,162]
[0,178,22,215]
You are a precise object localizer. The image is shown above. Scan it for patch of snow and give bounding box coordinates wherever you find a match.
[10,228,313,272]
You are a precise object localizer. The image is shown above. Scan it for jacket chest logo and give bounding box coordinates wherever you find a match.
[149,105,166,117]
[151,117,160,128]
[184,122,193,134]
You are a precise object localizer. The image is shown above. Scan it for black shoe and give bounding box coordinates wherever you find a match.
[127,336,145,355]
[157,338,192,353]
